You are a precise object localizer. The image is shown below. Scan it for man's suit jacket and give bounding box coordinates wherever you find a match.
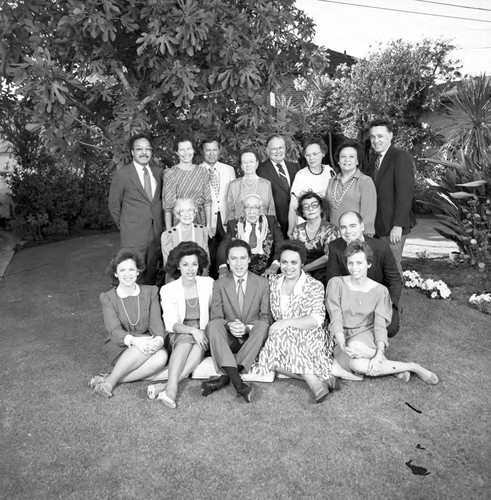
[209,272,272,328]
[216,215,284,274]
[368,145,414,237]
[326,236,402,336]
[108,163,164,249]
[257,159,300,236]
[201,161,236,232]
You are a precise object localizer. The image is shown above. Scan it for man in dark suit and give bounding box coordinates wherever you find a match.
[108,133,163,285]
[216,194,284,277]
[203,240,272,402]
[367,119,415,274]
[257,134,300,237]
[326,211,402,337]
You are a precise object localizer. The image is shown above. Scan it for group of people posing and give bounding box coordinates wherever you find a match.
[90,120,438,407]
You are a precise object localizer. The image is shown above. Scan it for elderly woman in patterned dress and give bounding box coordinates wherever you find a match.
[252,240,338,403]
[291,190,339,286]
[162,137,212,230]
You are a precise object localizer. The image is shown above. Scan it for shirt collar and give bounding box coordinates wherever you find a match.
[233,273,248,287]
[116,284,141,298]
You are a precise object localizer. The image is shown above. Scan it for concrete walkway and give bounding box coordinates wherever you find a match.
[403,217,458,259]
[0,218,459,279]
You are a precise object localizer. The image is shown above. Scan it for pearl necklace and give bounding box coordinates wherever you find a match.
[308,165,324,176]
[184,283,198,308]
[331,176,356,209]
[120,295,140,327]
[242,175,258,188]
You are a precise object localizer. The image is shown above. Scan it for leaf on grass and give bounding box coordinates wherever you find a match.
[405,460,430,476]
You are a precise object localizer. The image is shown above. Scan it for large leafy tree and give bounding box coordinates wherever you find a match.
[1,0,327,166]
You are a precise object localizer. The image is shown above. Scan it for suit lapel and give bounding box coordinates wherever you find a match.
[242,273,256,321]
[149,166,162,204]
[129,163,149,201]
[224,276,241,319]
[266,160,290,194]
[376,147,393,185]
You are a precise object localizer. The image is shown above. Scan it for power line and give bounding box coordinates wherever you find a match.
[412,0,491,12]
[316,0,491,23]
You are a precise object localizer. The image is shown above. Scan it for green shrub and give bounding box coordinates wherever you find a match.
[424,154,490,270]
[7,158,114,240]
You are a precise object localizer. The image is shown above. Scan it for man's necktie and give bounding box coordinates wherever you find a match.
[237,278,245,313]
[276,163,290,191]
[373,154,382,182]
[143,167,153,200]
[209,167,220,198]
[248,223,257,248]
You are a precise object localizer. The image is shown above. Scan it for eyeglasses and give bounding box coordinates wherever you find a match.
[134,147,153,153]
[244,206,261,212]
[301,201,320,211]
[176,209,196,216]
[269,146,286,153]
[305,151,322,158]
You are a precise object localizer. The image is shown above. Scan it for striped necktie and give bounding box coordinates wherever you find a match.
[276,163,290,190]
[373,154,382,182]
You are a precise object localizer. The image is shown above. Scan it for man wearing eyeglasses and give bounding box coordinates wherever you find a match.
[216,194,284,278]
[257,134,300,237]
[108,133,163,285]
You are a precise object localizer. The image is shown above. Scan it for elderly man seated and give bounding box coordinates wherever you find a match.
[217,194,284,278]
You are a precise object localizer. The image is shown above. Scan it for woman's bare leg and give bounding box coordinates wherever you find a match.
[165,343,193,402]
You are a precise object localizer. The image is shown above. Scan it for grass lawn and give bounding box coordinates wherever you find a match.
[1,232,490,499]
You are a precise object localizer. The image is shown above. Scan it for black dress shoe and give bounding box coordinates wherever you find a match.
[236,382,253,403]
[201,376,229,397]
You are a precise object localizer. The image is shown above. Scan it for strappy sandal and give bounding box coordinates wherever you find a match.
[92,382,113,398]
[157,390,177,409]
[88,373,108,389]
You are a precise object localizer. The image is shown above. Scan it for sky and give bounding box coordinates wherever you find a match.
[296,0,491,76]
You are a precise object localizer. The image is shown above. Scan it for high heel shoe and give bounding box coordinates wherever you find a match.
[327,376,340,392]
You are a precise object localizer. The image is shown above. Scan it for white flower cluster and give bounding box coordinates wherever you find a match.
[403,270,452,300]
[469,293,491,305]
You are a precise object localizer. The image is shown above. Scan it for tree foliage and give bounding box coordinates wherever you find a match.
[1,0,327,166]
[299,39,462,151]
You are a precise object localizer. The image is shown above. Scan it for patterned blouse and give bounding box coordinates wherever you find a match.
[291,220,339,263]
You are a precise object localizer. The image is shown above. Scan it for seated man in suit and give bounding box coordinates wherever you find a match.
[326,211,402,337]
[257,134,300,237]
[216,194,284,278]
[203,240,273,402]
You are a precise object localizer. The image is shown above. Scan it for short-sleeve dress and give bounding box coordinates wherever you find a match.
[326,276,392,350]
[291,220,339,285]
[162,165,212,226]
[100,285,165,365]
[252,272,334,380]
